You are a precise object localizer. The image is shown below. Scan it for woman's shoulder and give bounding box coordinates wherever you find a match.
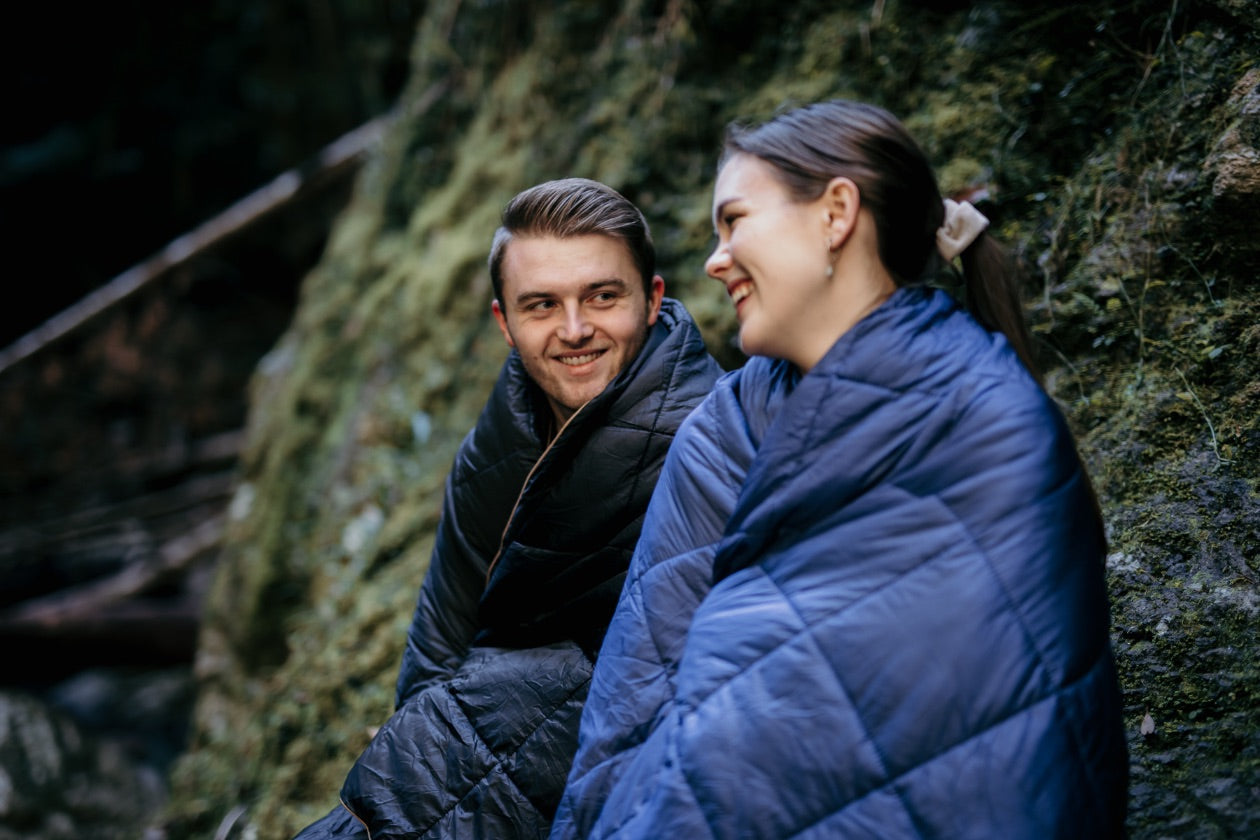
[680,356,796,450]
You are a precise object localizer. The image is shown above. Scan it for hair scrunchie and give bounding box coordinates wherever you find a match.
[936,198,989,261]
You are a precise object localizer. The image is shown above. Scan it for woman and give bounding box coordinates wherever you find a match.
[551,100,1129,839]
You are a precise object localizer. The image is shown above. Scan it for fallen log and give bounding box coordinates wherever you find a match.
[0,471,235,558]
[0,513,223,637]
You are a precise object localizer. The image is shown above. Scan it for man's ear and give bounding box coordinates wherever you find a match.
[491,300,515,348]
[645,275,665,326]
[822,177,861,251]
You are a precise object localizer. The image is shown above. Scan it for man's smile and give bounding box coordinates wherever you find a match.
[556,349,607,367]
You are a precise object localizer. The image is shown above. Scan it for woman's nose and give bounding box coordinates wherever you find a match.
[704,243,730,279]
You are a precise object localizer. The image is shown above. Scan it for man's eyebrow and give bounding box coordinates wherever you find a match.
[513,290,553,305]
[583,278,630,294]
[511,278,630,306]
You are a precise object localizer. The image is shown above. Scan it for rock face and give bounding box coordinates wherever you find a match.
[1205,68,1260,239]
[156,2,1259,838]
[0,690,168,840]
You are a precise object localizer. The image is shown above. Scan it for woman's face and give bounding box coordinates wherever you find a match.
[704,153,837,370]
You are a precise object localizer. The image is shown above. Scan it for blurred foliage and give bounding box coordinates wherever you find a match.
[158,0,1258,837]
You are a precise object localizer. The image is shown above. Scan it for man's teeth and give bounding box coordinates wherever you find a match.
[731,284,752,304]
[559,352,601,366]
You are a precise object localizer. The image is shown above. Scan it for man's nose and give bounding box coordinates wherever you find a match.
[704,243,730,279]
[557,305,594,342]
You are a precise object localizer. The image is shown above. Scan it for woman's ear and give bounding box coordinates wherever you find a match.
[822,177,861,250]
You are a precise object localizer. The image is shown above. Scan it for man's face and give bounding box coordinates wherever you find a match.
[492,233,665,428]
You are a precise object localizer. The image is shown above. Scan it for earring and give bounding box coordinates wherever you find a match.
[825,238,834,277]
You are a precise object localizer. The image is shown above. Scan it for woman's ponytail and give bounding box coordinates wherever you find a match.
[959,233,1041,385]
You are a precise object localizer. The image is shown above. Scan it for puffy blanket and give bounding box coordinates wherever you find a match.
[295,298,721,840]
[553,286,1129,839]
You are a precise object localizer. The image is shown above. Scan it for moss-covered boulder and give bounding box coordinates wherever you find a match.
[159,2,1259,837]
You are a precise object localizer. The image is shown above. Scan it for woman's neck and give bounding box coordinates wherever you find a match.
[794,232,896,373]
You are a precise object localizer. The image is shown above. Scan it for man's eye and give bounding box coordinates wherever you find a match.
[592,292,618,303]
[528,300,556,311]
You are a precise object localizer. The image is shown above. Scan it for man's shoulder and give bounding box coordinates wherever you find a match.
[448,355,542,484]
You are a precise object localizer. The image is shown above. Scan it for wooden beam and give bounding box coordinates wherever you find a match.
[0,111,397,375]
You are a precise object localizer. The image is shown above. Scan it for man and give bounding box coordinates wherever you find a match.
[295,178,722,839]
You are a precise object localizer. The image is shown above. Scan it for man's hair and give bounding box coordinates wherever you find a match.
[488,178,656,303]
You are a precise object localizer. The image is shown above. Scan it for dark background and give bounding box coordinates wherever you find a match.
[0,1,423,685]
[1,1,419,348]
[0,5,424,801]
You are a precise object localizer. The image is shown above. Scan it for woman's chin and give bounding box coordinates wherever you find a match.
[737,329,770,360]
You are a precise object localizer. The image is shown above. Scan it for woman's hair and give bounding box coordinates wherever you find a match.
[722,99,1039,381]
[487,177,656,304]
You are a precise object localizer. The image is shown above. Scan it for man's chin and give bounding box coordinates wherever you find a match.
[555,381,611,416]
